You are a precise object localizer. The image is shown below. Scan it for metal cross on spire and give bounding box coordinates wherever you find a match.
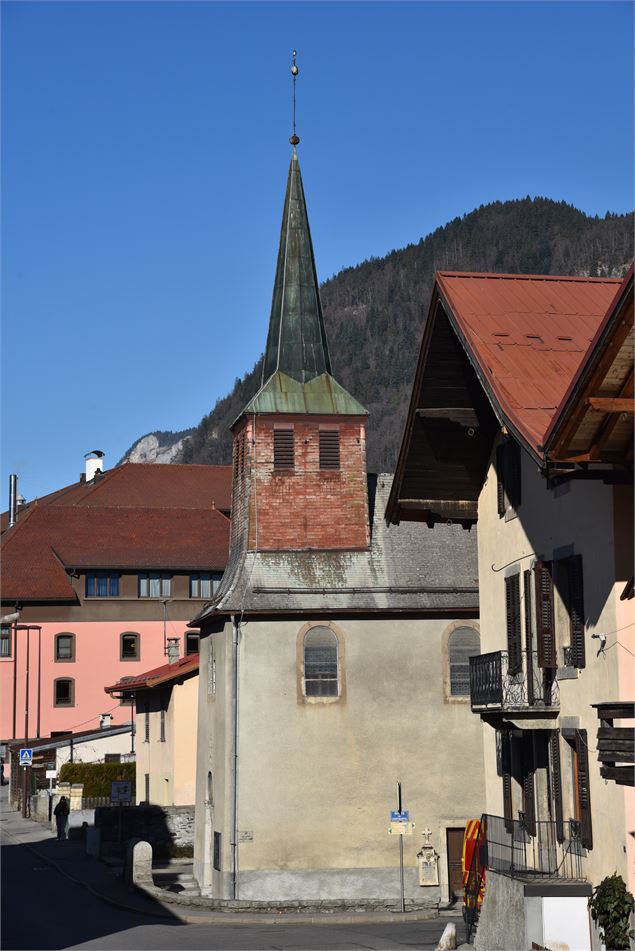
[290,50,300,147]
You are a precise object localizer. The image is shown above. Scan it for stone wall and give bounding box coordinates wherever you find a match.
[95,804,194,857]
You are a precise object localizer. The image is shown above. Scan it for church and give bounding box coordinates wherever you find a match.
[191,138,485,904]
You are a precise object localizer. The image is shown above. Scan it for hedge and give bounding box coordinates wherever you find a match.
[58,762,135,797]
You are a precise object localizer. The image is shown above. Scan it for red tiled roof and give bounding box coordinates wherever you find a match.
[1,506,230,601]
[436,271,622,454]
[104,653,199,694]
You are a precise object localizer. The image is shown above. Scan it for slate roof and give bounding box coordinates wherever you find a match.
[436,271,622,455]
[192,475,478,622]
[104,654,199,694]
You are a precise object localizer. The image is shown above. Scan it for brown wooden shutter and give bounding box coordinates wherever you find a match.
[549,731,565,843]
[502,732,513,832]
[524,569,535,705]
[505,574,522,675]
[273,428,294,469]
[319,430,340,470]
[496,444,506,517]
[575,729,593,850]
[506,440,522,509]
[522,733,536,837]
[535,561,556,668]
[568,555,586,669]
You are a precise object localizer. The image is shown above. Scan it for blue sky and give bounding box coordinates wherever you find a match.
[2,1,633,505]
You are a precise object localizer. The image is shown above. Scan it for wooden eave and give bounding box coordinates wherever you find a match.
[545,269,634,467]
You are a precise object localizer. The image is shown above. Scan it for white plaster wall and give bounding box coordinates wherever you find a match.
[542,896,592,951]
[55,730,133,769]
[197,614,486,901]
[477,444,632,888]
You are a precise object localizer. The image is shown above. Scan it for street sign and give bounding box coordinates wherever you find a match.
[111,780,132,803]
[19,748,33,767]
[391,810,409,822]
[45,769,57,779]
[389,809,414,835]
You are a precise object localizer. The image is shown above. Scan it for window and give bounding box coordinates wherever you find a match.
[160,706,166,743]
[303,626,339,697]
[144,773,150,803]
[319,429,340,470]
[86,573,119,597]
[143,700,150,742]
[535,555,586,670]
[54,678,75,707]
[189,573,222,599]
[185,632,200,656]
[120,632,140,661]
[496,438,521,517]
[0,625,12,658]
[448,627,481,696]
[104,753,121,764]
[273,427,294,470]
[138,574,171,598]
[55,633,75,663]
[213,831,222,871]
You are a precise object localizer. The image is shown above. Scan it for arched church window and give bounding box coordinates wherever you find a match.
[448,626,480,696]
[303,626,339,697]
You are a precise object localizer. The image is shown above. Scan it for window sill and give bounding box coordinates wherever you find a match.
[301,694,341,705]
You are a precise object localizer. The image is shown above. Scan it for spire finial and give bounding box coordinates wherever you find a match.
[290,50,300,147]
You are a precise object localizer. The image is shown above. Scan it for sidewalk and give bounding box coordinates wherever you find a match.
[1,787,454,928]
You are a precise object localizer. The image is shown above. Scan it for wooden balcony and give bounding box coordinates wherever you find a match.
[592,702,635,786]
[470,650,559,721]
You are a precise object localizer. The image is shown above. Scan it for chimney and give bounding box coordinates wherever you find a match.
[99,713,112,730]
[85,450,105,482]
[8,475,17,528]
[166,637,180,664]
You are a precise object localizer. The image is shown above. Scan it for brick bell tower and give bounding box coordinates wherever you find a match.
[229,142,370,554]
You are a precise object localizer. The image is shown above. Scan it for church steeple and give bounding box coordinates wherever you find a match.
[262,149,332,385]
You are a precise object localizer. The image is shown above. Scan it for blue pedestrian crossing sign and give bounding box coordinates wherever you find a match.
[19,748,33,767]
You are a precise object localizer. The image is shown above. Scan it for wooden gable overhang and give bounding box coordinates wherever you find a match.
[543,266,634,469]
[386,287,500,528]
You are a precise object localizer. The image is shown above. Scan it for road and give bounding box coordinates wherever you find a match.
[2,832,462,950]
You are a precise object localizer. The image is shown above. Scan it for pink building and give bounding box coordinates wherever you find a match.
[1,458,231,778]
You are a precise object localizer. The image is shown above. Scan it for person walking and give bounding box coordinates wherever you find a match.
[53,795,69,842]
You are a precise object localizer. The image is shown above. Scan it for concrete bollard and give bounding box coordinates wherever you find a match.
[436,922,457,950]
[125,838,153,888]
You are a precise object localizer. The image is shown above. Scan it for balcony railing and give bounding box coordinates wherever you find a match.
[469,650,559,711]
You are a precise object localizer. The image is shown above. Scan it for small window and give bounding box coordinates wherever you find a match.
[55,633,75,663]
[496,439,521,517]
[54,678,75,707]
[86,573,119,597]
[143,700,150,742]
[120,632,140,661]
[273,428,294,470]
[138,574,171,598]
[0,626,12,658]
[189,573,222,599]
[185,632,200,656]
[449,627,481,696]
[304,626,339,697]
[160,706,166,743]
[104,753,121,764]
[213,831,222,871]
[144,773,150,804]
[319,429,340,470]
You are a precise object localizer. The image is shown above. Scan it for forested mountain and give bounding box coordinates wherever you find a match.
[123,198,634,473]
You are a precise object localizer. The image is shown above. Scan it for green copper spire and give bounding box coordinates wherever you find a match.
[262,150,332,384]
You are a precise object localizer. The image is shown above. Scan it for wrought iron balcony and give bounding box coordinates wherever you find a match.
[469,650,559,712]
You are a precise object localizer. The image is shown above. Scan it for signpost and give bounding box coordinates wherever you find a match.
[111,781,132,848]
[19,749,33,767]
[388,782,415,913]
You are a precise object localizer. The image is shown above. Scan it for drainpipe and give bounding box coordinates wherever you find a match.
[230,614,240,899]
[8,475,17,528]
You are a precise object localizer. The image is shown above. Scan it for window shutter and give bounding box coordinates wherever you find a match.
[273,428,294,469]
[549,731,565,843]
[535,561,556,668]
[575,730,593,850]
[523,570,535,705]
[568,555,586,669]
[496,444,506,517]
[521,733,536,837]
[506,440,522,509]
[502,732,513,832]
[505,574,522,675]
[319,430,340,470]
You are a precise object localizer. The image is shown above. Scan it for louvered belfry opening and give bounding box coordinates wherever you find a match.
[273,428,294,470]
[319,429,340,470]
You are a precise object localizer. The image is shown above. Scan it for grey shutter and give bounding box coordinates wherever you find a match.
[535,561,556,668]
[575,730,593,850]
[549,731,565,843]
[568,555,586,669]
[505,574,522,675]
[496,444,506,517]
[502,732,513,832]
